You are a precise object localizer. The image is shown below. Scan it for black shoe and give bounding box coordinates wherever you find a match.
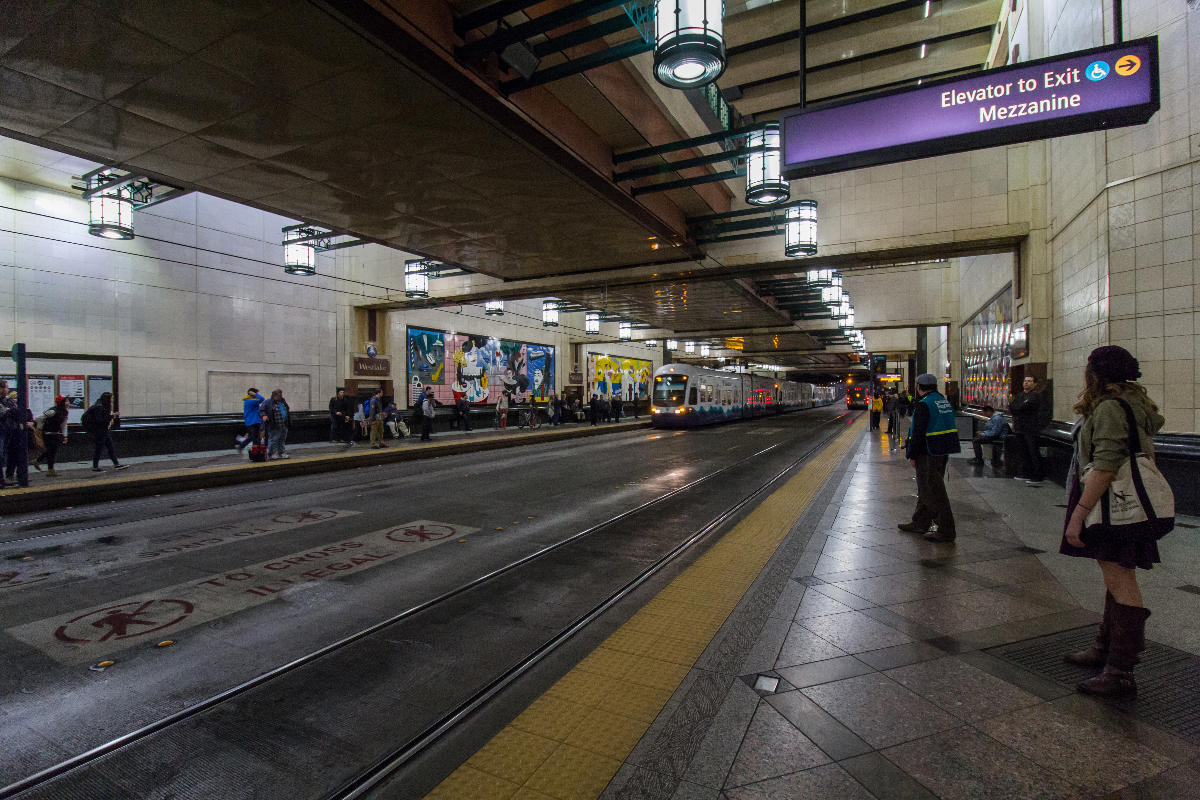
[897,522,928,533]
[113,464,130,471]
[923,531,956,543]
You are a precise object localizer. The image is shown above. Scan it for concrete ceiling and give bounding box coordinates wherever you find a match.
[0,0,1006,375]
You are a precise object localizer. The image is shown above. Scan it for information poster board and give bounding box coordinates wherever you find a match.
[58,376,86,424]
[87,375,113,407]
[27,376,55,418]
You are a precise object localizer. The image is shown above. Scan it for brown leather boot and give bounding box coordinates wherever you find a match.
[1078,602,1150,698]
[1065,592,1114,667]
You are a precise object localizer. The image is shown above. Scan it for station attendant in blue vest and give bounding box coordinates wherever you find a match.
[898,373,961,542]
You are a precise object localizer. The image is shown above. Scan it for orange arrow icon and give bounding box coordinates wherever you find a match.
[1114,55,1141,76]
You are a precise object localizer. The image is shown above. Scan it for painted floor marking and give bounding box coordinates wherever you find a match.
[6,519,477,663]
[0,508,360,593]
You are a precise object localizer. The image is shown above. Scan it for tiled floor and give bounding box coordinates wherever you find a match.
[602,431,1200,799]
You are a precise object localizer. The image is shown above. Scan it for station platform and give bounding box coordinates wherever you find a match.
[0,417,651,514]
[4,411,1200,800]
[427,424,1200,800]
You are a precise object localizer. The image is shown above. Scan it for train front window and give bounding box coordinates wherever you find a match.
[653,375,687,406]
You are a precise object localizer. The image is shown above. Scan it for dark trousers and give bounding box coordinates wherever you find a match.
[869,411,881,430]
[972,436,1003,463]
[330,415,347,441]
[912,454,955,537]
[1017,429,1043,480]
[38,433,62,469]
[92,430,118,467]
[420,417,432,440]
[886,411,899,433]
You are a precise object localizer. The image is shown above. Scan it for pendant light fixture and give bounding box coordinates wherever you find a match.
[585,312,600,334]
[619,321,632,341]
[684,341,695,354]
[404,260,431,298]
[653,0,726,89]
[542,300,559,327]
[700,343,710,357]
[87,173,134,240]
[283,230,316,276]
[667,339,679,350]
[806,267,833,287]
[746,123,788,205]
[785,200,818,258]
[485,300,504,316]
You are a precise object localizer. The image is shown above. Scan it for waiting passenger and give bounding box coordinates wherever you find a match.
[898,374,959,542]
[329,388,353,444]
[236,387,264,452]
[367,389,386,449]
[884,391,900,434]
[36,395,69,477]
[612,395,622,421]
[869,393,883,431]
[968,405,1010,466]
[1010,375,1046,485]
[498,390,509,430]
[1061,345,1165,698]
[4,392,35,483]
[259,389,290,459]
[82,391,129,472]
[420,392,436,441]
[455,396,471,432]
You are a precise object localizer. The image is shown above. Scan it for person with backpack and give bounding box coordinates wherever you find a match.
[36,395,69,477]
[898,374,960,543]
[420,392,436,441]
[259,389,290,459]
[82,392,128,472]
[235,388,264,453]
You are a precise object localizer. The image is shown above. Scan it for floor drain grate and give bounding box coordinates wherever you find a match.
[987,627,1200,743]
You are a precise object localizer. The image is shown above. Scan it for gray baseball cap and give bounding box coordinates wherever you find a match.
[915,373,938,387]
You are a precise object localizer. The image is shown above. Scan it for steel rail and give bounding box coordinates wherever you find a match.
[0,418,850,798]
[330,414,854,798]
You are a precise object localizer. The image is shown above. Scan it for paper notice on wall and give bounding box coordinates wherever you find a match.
[87,375,113,406]
[58,376,85,424]
[27,376,55,417]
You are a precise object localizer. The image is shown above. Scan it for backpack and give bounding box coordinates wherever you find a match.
[81,404,106,433]
[422,398,435,418]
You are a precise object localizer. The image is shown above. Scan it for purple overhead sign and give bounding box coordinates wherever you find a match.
[782,38,1158,180]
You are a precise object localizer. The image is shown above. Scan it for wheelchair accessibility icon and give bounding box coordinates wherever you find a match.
[1086,61,1110,81]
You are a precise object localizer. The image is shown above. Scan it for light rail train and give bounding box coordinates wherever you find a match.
[650,364,842,428]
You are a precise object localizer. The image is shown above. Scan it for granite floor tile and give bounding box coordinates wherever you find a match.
[838,751,938,800]
[857,605,946,640]
[723,702,830,788]
[832,571,981,606]
[792,591,854,619]
[798,610,914,654]
[953,651,1073,701]
[952,554,1056,584]
[723,763,875,800]
[884,656,1042,723]
[978,704,1178,795]
[737,617,792,675]
[882,726,1081,799]
[855,641,951,670]
[767,580,806,621]
[773,623,847,668]
[1105,760,1200,800]
[765,690,873,761]
[801,672,960,749]
[775,655,874,689]
[601,764,678,800]
[670,780,722,800]
[818,546,908,571]
[886,588,1054,635]
[1046,694,1200,765]
[679,679,760,790]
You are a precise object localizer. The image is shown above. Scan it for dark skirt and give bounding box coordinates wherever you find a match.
[1058,465,1160,570]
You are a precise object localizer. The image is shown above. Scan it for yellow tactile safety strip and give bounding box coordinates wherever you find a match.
[427,417,863,800]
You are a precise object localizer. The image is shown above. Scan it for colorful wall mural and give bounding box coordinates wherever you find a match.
[407,327,555,406]
[960,285,1013,410]
[586,354,652,402]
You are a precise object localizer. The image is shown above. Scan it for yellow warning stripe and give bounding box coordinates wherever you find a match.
[427,417,863,799]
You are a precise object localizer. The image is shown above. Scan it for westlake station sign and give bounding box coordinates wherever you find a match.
[782,38,1159,179]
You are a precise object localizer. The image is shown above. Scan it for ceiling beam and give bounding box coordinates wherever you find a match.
[501,38,654,93]
[457,0,629,61]
[454,0,538,35]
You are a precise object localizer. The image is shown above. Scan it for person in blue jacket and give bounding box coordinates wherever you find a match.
[236,387,264,452]
[898,374,961,542]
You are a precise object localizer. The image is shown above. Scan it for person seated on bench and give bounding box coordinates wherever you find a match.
[970,405,1010,465]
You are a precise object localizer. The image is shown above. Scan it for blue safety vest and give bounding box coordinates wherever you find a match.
[909,392,961,455]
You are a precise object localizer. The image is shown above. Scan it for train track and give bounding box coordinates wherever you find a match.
[2,412,855,799]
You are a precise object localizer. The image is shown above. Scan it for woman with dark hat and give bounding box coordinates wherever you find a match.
[1061,345,1164,697]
